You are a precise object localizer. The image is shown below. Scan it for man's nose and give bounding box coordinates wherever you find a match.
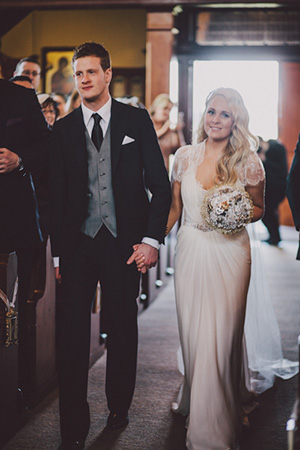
[82,74,90,83]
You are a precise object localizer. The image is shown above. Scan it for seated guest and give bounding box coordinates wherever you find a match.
[38,93,59,129]
[52,92,67,119]
[65,88,81,114]
[13,57,41,91]
[9,74,33,89]
[150,93,185,173]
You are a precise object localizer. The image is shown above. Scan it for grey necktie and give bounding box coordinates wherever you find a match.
[92,113,103,151]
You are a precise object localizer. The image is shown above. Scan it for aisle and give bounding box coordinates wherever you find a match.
[3,225,299,450]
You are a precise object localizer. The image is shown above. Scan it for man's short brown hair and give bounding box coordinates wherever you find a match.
[72,42,111,72]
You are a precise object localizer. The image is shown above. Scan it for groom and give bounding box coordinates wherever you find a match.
[50,42,171,450]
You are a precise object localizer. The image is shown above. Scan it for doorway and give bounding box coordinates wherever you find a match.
[192,60,279,142]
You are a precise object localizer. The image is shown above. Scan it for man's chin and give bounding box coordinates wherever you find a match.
[83,95,98,103]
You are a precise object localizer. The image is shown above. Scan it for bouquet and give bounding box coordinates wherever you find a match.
[201,184,253,235]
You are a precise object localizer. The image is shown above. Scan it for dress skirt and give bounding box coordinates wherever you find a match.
[174,224,251,450]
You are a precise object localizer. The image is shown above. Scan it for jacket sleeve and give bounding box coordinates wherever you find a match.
[49,123,66,257]
[138,109,172,243]
[18,88,51,172]
[287,134,300,231]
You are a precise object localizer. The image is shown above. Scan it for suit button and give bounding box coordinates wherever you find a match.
[101,187,106,190]
[99,158,105,162]
[87,193,92,197]
[100,173,106,176]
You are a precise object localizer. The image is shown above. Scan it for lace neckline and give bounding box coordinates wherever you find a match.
[194,141,215,191]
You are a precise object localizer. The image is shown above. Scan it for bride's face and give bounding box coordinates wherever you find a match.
[204,95,234,143]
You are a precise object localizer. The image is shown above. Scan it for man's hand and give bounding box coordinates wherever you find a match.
[0,148,19,173]
[55,267,61,284]
[127,243,159,274]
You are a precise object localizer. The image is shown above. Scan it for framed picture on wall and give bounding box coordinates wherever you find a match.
[42,47,75,96]
[110,68,145,105]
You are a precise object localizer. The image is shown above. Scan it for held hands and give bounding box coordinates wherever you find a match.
[127,243,158,274]
[55,267,61,284]
[0,148,19,173]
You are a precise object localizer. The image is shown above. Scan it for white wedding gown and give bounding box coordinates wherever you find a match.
[172,142,265,450]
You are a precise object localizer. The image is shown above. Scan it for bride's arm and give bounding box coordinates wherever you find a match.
[165,180,183,235]
[246,179,265,223]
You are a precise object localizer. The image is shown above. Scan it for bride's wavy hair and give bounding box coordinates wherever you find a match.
[197,87,258,184]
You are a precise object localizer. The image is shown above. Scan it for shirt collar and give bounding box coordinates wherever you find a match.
[81,96,112,128]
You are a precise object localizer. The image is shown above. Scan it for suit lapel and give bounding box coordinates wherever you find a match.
[110,99,128,173]
[70,107,88,181]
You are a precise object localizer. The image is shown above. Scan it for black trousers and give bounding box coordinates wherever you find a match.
[262,193,284,244]
[58,226,140,444]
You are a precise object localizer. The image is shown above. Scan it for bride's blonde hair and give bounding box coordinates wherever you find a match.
[197,87,258,184]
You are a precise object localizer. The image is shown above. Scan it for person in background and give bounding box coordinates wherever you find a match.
[0,78,51,406]
[149,93,185,173]
[13,57,41,91]
[65,88,81,114]
[287,133,300,260]
[53,93,67,119]
[116,95,145,109]
[257,136,288,246]
[38,93,59,129]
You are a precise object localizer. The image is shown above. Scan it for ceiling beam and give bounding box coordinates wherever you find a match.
[0,0,299,8]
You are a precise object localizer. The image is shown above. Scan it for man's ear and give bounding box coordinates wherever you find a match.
[105,68,112,84]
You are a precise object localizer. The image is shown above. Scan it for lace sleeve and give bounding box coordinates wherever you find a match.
[239,151,265,186]
[171,145,192,183]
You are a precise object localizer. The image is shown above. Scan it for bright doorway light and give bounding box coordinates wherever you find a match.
[193,60,279,142]
[169,57,179,125]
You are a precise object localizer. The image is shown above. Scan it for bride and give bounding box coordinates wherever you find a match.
[165,87,265,450]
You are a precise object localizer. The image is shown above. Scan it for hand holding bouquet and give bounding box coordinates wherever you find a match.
[201,184,253,235]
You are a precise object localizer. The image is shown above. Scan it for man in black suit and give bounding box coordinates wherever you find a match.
[50,42,171,450]
[287,134,300,260]
[0,79,51,403]
[258,137,288,245]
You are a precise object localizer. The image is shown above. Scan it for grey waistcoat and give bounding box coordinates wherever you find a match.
[81,122,117,238]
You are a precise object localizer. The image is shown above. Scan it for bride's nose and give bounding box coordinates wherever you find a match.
[212,115,220,123]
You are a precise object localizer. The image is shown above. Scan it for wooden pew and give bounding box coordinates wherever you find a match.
[0,252,26,447]
[139,226,176,309]
[287,335,300,450]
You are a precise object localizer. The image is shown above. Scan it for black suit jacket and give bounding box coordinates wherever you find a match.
[0,79,51,252]
[264,139,288,203]
[50,99,171,266]
[287,134,300,259]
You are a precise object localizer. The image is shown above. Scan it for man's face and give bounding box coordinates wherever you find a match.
[15,62,41,90]
[73,56,111,108]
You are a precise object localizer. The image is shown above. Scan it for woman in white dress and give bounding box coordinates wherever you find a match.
[165,88,265,450]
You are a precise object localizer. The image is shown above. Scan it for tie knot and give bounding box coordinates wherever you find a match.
[92,113,101,125]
